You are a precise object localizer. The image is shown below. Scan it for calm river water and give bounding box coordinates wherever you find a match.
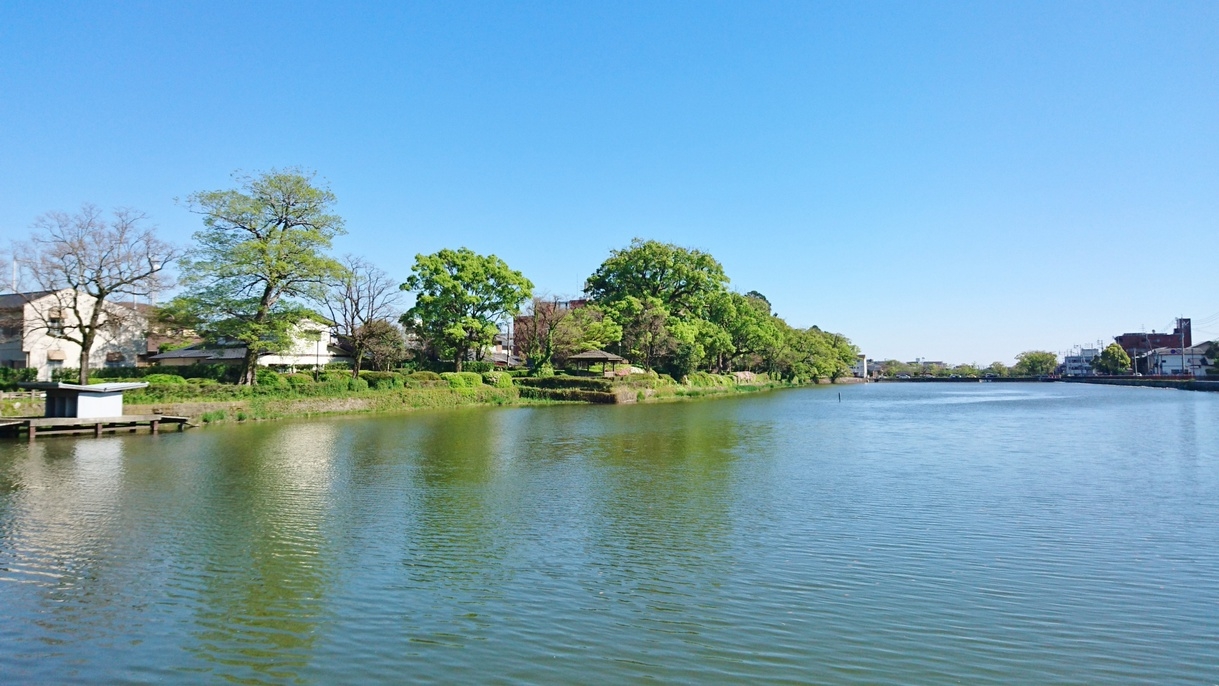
[1,382,1217,684]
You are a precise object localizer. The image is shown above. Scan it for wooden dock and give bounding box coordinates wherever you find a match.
[0,415,191,440]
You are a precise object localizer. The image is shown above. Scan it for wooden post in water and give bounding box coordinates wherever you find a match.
[95,423,103,437]
[150,420,159,435]
[27,424,35,442]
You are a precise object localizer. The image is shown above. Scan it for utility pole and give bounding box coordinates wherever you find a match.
[1180,316,1187,377]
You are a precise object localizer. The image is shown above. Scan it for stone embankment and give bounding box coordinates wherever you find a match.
[1059,377,1219,393]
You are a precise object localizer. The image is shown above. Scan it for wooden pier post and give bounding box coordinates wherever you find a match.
[150,420,159,435]
[95,423,103,437]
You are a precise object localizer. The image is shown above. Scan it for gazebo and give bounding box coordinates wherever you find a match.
[566,349,627,376]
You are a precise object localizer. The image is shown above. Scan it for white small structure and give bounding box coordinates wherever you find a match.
[20,382,148,419]
[1062,348,1100,376]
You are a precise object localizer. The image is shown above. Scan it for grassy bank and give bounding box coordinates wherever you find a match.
[0,370,820,426]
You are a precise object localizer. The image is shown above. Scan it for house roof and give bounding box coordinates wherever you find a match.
[0,291,56,309]
[19,382,149,393]
[567,349,627,362]
[150,343,246,361]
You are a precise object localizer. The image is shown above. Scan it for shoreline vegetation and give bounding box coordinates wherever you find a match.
[8,170,865,431]
[1,371,861,427]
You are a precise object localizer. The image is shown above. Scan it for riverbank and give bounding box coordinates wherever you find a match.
[1058,377,1219,393]
[2,377,814,427]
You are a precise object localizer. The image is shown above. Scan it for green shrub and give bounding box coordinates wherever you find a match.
[321,371,350,383]
[347,377,369,392]
[534,363,555,378]
[190,378,220,386]
[284,373,314,387]
[256,368,287,387]
[463,361,494,374]
[516,375,612,391]
[143,373,188,384]
[482,371,513,388]
[657,374,677,386]
[408,371,442,382]
[440,371,484,388]
[0,367,38,390]
[685,372,735,387]
[201,410,226,423]
[359,371,402,390]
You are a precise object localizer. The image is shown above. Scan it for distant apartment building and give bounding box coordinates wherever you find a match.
[1061,348,1100,376]
[0,290,149,380]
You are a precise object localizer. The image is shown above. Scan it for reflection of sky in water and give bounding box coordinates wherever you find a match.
[0,383,1217,684]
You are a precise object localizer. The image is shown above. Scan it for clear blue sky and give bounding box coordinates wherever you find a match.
[2,1,1216,364]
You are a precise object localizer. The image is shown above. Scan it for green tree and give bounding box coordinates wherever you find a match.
[400,248,532,372]
[708,292,781,372]
[585,238,729,318]
[175,169,346,384]
[1013,350,1058,376]
[985,361,1010,377]
[1091,343,1131,375]
[552,303,622,367]
[585,239,729,373]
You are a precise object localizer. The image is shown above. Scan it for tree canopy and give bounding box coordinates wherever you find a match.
[575,238,857,379]
[400,248,532,371]
[1092,343,1131,375]
[172,168,346,384]
[1013,350,1058,376]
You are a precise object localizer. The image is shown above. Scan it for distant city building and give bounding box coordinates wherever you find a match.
[1144,344,1212,377]
[1115,318,1190,373]
[1061,348,1100,376]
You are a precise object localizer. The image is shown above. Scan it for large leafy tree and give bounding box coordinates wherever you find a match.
[708,291,781,372]
[1091,343,1131,375]
[173,169,346,384]
[12,205,180,383]
[585,238,728,318]
[585,239,729,372]
[1013,350,1058,377]
[400,248,532,371]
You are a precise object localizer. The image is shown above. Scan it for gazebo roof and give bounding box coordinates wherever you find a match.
[567,349,626,363]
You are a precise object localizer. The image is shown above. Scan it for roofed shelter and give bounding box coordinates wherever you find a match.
[20,382,148,419]
[567,349,627,375]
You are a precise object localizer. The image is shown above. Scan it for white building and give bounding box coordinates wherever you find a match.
[149,319,354,370]
[1062,348,1100,376]
[0,290,149,381]
[1145,344,1213,377]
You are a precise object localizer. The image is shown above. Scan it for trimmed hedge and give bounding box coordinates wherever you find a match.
[517,387,617,403]
[359,371,403,390]
[256,368,287,387]
[143,373,188,384]
[408,371,441,382]
[515,375,612,391]
[440,371,484,388]
[482,371,513,388]
[685,372,736,387]
[285,373,315,387]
